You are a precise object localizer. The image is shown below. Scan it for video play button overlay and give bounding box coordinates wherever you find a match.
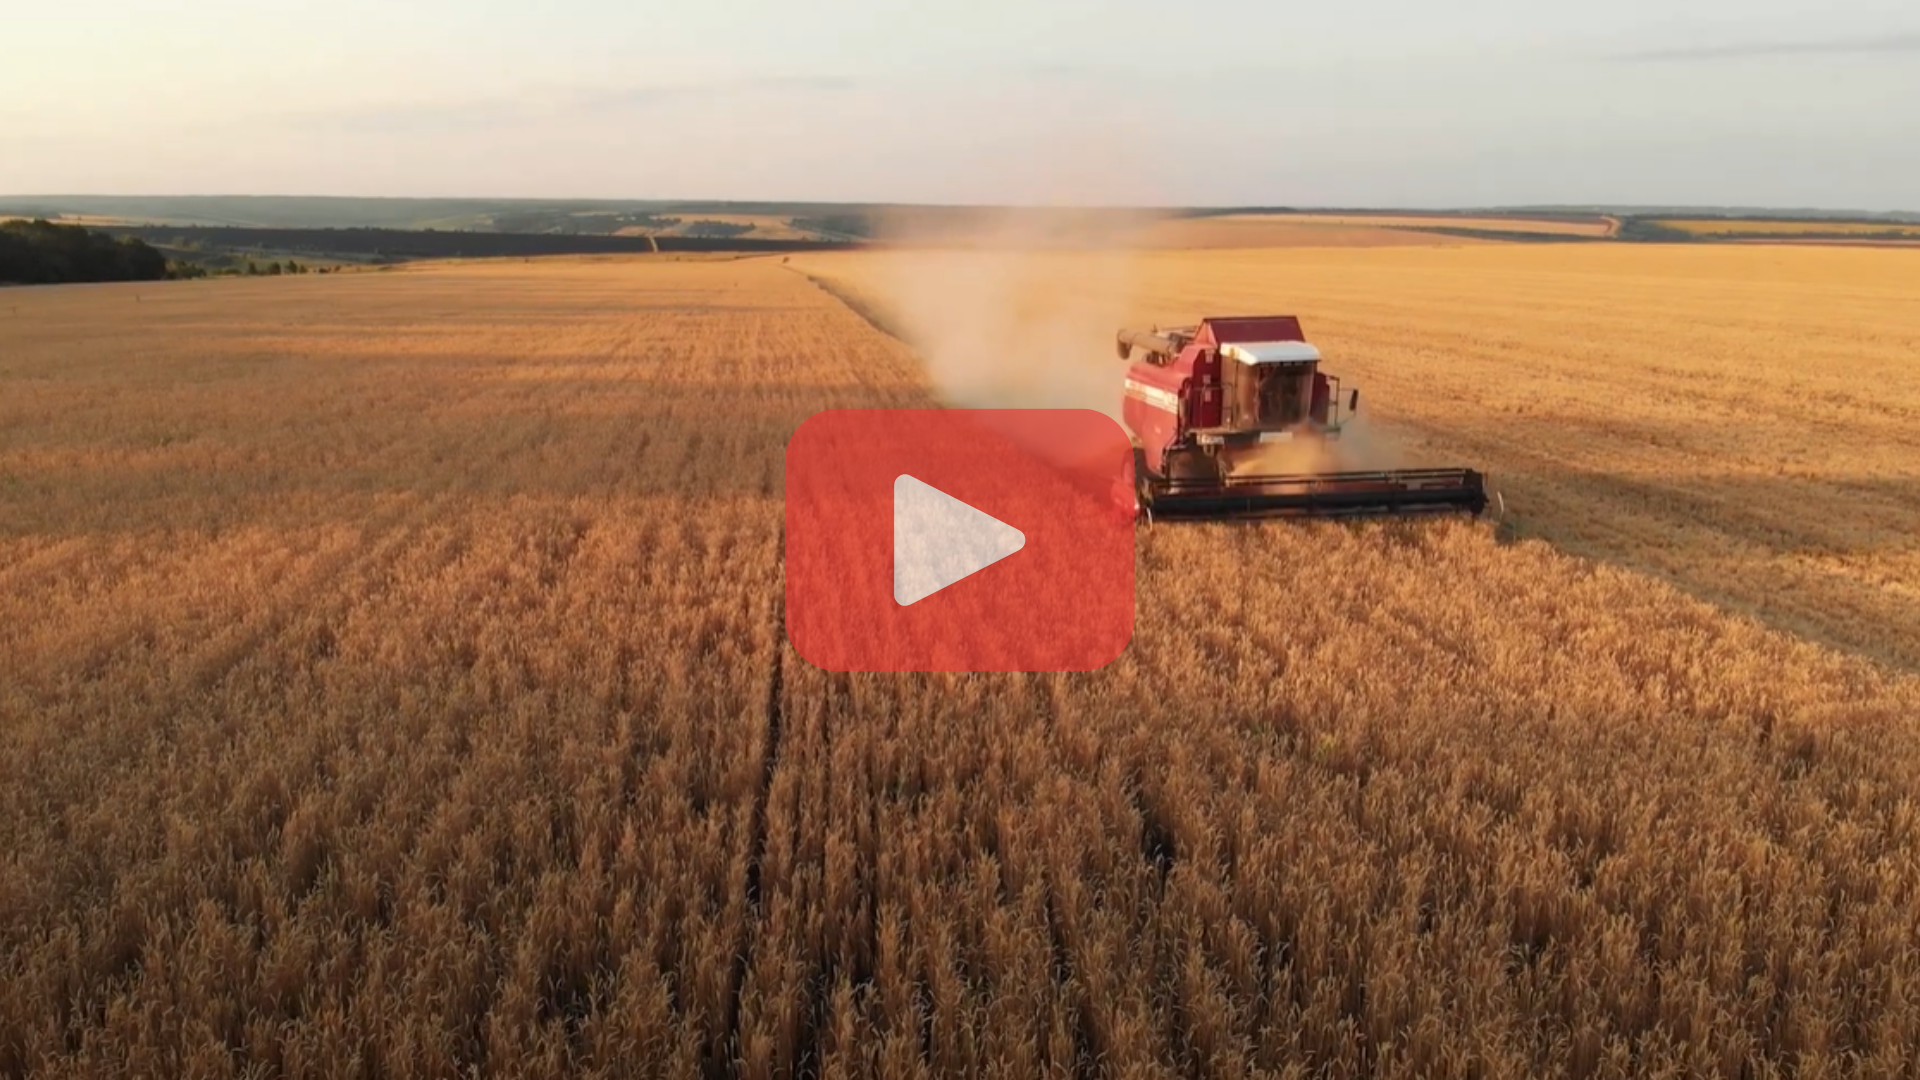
[893,474,1026,606]
[784,408,1134,672]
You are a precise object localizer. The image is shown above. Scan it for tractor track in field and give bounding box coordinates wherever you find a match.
[717,542,791,1079]
[790,267,913,348]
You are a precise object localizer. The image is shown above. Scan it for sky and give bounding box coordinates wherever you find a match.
[4,0,1918,210]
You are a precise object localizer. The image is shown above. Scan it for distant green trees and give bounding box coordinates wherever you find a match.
[240,259,312,276]
[0,219,174,285]
[488,211,681,235]
[1615,218,1700,243]
[683,220,754,239]
[790,214,875,239]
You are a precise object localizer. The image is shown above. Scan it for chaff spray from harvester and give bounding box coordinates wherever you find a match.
[1116,315,1489,519]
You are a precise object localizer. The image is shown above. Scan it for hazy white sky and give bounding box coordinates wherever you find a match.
[4,0,1918,208]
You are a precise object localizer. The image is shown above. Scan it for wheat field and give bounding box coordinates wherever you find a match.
[802,242,1920,670]
[6,249,1920,1078]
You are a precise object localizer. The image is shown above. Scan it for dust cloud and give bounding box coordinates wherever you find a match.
[1221,412,1413,477]
[843,134,1410,482]
[830,107,1184,428]
[862,209,1150,425]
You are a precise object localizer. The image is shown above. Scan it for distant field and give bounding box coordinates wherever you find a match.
[1268,212,1615,236]
[2,212,195,229]
[614,214,829,241]
[1133,216,1492,248]
[2,213,139,225]
[877,210,1613,250]
[45,213,161,227]
[865,210,1509,250]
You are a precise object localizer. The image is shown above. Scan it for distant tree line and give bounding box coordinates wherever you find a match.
[236,259,313,276]
[1404,226,1607,244]
[682,220,754,239]
[487,211,683,235]
[482,212,764,239]
[790,214,876,239]
[109,226,856,260]
[0,219,182,285]
[1615,218,1697,243]
[1618,217,1920,243]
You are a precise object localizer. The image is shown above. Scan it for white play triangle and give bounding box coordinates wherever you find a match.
[892,474,1026,606]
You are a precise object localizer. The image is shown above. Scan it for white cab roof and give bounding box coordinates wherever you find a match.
[1221,341,1321,365]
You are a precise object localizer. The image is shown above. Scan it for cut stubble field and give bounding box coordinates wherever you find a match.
[5,248,1920,1078]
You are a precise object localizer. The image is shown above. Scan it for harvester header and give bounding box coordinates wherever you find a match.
[1117,315,1488,519]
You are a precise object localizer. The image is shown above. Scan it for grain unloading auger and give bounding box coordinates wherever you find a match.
[1118,316,1489,520]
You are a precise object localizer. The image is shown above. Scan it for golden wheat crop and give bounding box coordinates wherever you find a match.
[803,242,1920,670]
[0,258,929,1077]
[749,518,1920,1079]
[6,249,1920,1078]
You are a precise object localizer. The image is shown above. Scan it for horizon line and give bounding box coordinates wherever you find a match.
[5,193,1918,219]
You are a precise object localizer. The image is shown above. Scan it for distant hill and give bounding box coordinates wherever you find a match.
[13,198,1919,259]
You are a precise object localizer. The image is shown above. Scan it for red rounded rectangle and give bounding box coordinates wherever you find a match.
[784,408,1136,672]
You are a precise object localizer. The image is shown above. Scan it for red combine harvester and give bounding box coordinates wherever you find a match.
[1118,315,1488,519]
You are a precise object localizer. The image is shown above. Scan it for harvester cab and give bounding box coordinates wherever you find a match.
[1118,315,1488,519]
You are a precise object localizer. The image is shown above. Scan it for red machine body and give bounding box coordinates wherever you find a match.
[1121,316,1345,475]
[1116,315,1487,518]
